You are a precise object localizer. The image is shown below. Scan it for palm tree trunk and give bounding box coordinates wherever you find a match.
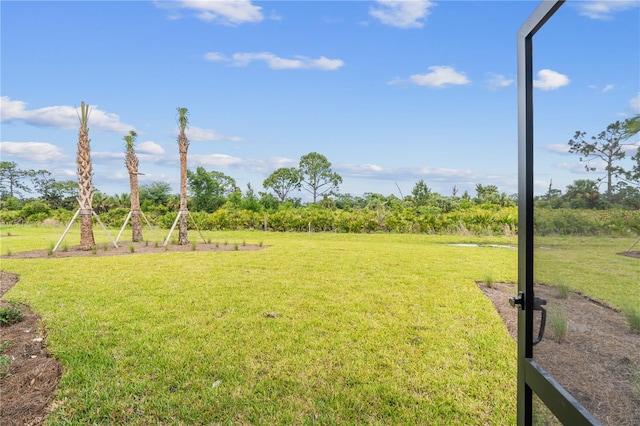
[129,173,143,242]
[178,140,189,245]
[77,101,95,250]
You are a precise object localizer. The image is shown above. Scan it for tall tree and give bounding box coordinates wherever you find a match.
[263,167,301,202]
[621,114,640,186]
[563,179,602,209]
[77,101,95,250]
[621,114,640,140]
[124,130,143,242]
[187,167,238,212]
[298,152,342,203]
[568,121,631,201]
[411,179,432,206]
[140,182,172,207]
[0,161,32,199]
[176,107,190,245]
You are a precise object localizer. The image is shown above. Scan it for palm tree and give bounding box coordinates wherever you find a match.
[77,101,95,250]
[124,130,143,242]
[177,107,190,245]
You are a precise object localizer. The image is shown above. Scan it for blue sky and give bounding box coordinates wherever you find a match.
[1,0,639,201]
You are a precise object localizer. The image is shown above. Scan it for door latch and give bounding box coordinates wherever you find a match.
[509,291,524,309]
[532,296,547,346]
[509,292,547,345]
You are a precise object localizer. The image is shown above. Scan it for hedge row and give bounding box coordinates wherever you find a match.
[2,203,638,237]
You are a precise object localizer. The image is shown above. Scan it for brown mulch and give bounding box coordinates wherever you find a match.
[480,281,640,426]
[2,240,265,259]
[0,271,62,426]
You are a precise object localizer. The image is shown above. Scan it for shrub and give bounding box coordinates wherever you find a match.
[557,284,570,299]
[549,307,568,343]
[0,302,24,326]
[624,308,640,333]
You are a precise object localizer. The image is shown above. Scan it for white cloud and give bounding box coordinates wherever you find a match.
[190,153,245,167]
[137,141,165,155]
[486,73,514,90]
[392,66,470,88]
[589,83,615,93]
[601,84,615,93]
[554,162,598,174]
[0,141,67,163]
[576,1,639,20]
[630,92,640,114]
[205,52,345,71]
[338,163,385,176]
[544,144,571,154]
[170,0,263,25]
[265,157,298,169]
[178,126,244,142]
[0,97,134,133]
[623,141,640,153]
[93,151,124,161]
[533,69,570,91]
[369,0,436,28]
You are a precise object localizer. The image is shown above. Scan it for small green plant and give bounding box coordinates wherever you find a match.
[5,247,12,257]
[191,241,197,251]
[484,273,494,288]
[145,240,149,247]
[6,231,11,237]
[215,242,219,248]
[155,241,160,248]
[242,240,246,246]
[102,243,108,251]
[549,307,568,343]
[624,308,640,333]
[91,246,98,255]
[47,242,55,256]
[233,243,239,251]
[129,244,135,253]
[259,241,263,247]
[0,302,24,326]
[0,354,11,378]
[557,283,570,299]
[62,242,69,252]
[207,238,212,244]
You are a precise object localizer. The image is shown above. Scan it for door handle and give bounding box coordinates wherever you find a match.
[532,296,547,346]
[509,292,547,345]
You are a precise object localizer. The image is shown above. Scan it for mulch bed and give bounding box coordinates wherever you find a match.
[480,281,640,425]
[1,271,61,426]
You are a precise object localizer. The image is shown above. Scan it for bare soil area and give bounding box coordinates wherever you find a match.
[3,240,265,259]
[0,271,61,426]
[480,281,640,425]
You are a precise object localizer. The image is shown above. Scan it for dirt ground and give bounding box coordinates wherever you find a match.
[0,271,61,426]
[480,280,640,425]
[1,245,638,425]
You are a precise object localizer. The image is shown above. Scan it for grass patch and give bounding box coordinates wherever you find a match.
[1,230,519,424]
[557,283,570,299]
[484,272,494,288]
[624,308,640,333]
[548,307,568,343]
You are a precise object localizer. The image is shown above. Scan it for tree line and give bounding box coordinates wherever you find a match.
[1,112,638,237]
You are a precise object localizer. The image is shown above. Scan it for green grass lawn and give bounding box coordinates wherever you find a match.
[534,235,640,313]
[2,226,520,424]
